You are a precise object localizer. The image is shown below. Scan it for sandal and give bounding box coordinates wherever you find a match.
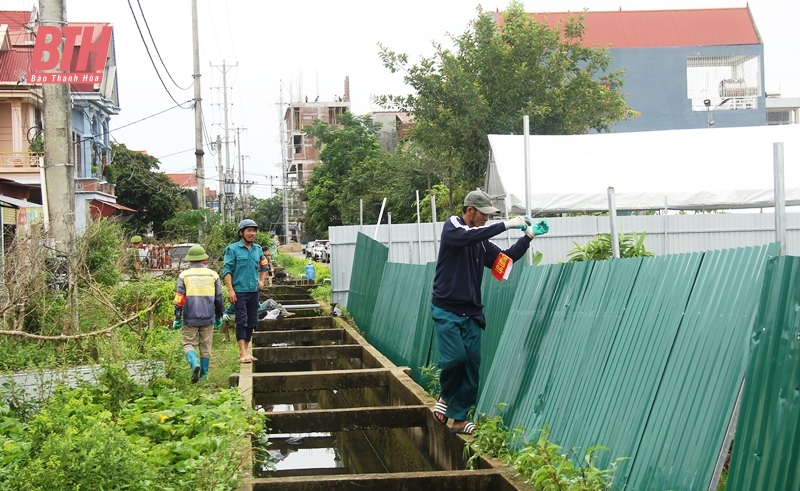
[238,355,252,363]
[433,399,448,424]
[450,421,476,435]
[249,355,258,361]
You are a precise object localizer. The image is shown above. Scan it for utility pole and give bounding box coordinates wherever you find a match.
[40,0,78,333]
[191,0,205,210]
[280,81,290,246]
[233,126,246,219]
[210,60,235,219]
[216,135,224,218]
[267,175,278,196]
[239,155,250,217]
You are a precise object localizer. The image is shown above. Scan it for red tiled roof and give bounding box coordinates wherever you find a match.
[0,49,33,83]
[0,13,114,92]
[0,10,32,31]
[166,173,197,188]
[0,9,36,46]
[497,8,761,48]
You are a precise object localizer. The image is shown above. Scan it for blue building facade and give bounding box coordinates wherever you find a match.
[608,44,765,132]
[522,8,767,133]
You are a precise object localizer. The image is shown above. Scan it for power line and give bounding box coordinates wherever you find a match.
[223,0,238,63]
[135,0,192,91]
[74,100,191,147]
[201,110,216,156]
[202,0,226,63]
[126,0,193,109]
[157,139,218,160]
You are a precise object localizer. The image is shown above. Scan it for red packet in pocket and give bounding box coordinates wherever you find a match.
[491,253,513,281]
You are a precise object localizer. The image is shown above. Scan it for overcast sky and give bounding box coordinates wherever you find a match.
[1,0,797,199]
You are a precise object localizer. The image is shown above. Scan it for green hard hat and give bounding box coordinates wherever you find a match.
[131,235,142,244]
[185,245,209,262]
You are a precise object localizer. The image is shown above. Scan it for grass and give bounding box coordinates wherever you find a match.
[205,331,243,388]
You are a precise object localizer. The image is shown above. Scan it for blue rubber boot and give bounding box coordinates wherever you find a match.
[199,358,210,381]
[186,350,200,384]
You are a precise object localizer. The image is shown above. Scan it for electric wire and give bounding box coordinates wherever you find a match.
[223,0,238,63]
[201,110,216,156]
[75,100,191,146]
[203,0,226,63]
[126,0,193,109]
[135,0,192,91]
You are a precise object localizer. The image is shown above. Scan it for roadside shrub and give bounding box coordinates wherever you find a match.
[79,218,126,286]
[112,276,176,324]
[468,406,626,491]
[310,283,331,304]
[9,386,154,491]
[567,231,653,262]
[0,374,267,491]
[420,364,442,398]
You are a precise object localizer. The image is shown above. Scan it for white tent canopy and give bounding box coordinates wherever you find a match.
[485,125,800,214]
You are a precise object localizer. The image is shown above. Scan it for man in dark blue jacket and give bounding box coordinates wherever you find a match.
[431,189,547,435]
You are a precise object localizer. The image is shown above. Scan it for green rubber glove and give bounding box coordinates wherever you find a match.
[533,220,549,236]
[214,318,222,331]
[172,320,182,330]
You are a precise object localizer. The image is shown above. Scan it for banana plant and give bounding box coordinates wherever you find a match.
[567,231,654,262]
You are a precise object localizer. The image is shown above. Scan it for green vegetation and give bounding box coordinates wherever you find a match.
[0,220,274,490]
[164,208,222,244]
[567,232,654,262]
[420,364,442,399]
[105,142,191,237]
[468,405,625,490]
[0,378,265,491]
[377,0,635,213]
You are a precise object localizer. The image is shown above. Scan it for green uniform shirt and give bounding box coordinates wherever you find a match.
[221,240,269,293]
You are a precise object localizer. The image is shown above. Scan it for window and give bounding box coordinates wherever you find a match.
[292,108,301,130]
[293,135,302,155]
[767,109,795,125]
[72,131,83,175]
[687,55,760,111]
[328,106,347,125]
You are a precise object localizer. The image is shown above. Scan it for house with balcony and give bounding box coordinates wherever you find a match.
[513,7,767,131]
[0,8,129,236]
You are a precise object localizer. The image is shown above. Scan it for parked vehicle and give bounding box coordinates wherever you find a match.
[312,240,329,262]
[303,240,316,258]
[320,241,331,263]
[168,243,201,270]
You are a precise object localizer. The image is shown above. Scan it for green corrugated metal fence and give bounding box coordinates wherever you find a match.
[727,256,800,491]
[365,262,436,383]
[478,264,524,395]
[346,233,786,490]
[626,245,778,490]
[346,233,389,334]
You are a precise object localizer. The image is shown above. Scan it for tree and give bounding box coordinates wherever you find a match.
[163,208,221,243]
[105,143,190,237]
[378,1,635,190]
[251,195,285,236]
[339,145,433,224]
[302,113,383,237]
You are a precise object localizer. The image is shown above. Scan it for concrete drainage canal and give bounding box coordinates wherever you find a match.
[232,286,527,491]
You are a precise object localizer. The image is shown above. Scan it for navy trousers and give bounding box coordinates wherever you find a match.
[235,291,259,342]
